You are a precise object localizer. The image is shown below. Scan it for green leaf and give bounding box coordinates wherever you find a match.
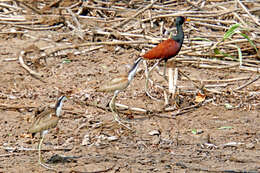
[62,59,71,64]
[191,129,197,135]
[218,126,233,130]
[236,45,243,66]
[223,23,240,41]
[240,33,259,54]
[222,52,233,59]
[214,48,221,54]
[214,48,235,60]
[224,103,233,109]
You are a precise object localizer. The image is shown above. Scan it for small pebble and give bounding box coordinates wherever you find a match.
[107,136,119,141]
[246,143,255,149]
[81,133,90,146]
[149,130,161,136]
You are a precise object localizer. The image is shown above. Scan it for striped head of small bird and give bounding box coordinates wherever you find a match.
[55,95,67,117]
[28,95,67,137]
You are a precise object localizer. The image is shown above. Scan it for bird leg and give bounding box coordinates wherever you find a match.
[145,61,160,100]
[109,93,120,121]
[163,60,168,81]
[145,60,165,101]
[153,59,168,82]
[38,135,56,171]
[38,136,44,164]
[109,92,133,131]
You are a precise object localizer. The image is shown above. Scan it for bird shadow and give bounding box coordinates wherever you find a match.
[46,154,81,164]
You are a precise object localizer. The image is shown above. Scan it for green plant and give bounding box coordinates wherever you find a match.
[212,23,258,65]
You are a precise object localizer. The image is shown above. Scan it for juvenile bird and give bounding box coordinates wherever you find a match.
[96,58,142,129]
[28,95,67,169]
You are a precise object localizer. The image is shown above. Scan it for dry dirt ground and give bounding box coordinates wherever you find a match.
[0,1,260,172]
[0,33,260,173]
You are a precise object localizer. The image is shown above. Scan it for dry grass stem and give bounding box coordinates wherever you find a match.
[236,0,260,26]
[234,75,260,91]
[112,0,158,29]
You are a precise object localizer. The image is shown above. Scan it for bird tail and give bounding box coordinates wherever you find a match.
[129,57,143,74]
[134,57,143,65]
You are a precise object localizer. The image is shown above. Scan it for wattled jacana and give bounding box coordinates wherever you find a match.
[28,95,67,169]
[142,16,188,98]
[96,58,142,129]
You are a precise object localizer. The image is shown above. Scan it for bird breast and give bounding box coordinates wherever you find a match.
[143,39,181,60]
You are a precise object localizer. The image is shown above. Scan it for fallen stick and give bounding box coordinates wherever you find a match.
[67,8,84,40]
[18,51,46,83]
[115,103,147,113]
[234,75,260,91]
[0,103,37,110]
[2,146,72,152]
[13,0,42,14]
[169,67,178,100]
[44,40,159,57]
[141,9,238,22]
[112,0,158,29]
[0,153,24,157]
[236,0,260,26]
[13,23,64,31]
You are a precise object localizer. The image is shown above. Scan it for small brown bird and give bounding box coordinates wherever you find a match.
[28,95,67,169]
[96,58,142,128]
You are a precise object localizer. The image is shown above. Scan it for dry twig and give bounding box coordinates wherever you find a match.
[18,51,46,83]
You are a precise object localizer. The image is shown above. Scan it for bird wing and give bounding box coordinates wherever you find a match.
[96,75,128,92]
[28,110,59,134]
[143,39,181,60]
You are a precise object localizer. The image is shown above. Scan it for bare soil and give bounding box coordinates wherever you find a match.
[1,35,260,173]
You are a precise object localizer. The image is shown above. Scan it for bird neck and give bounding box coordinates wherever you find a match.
[171,23,184,44]
[55,96,66,116]
[127,57,142,82]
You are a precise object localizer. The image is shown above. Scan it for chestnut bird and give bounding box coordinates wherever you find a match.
[28,95,67,169]
[96,58,142,129]
[142,16,188,98]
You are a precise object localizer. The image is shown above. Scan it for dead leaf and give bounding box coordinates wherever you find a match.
[20,133,32,138]
[195,92,206,103]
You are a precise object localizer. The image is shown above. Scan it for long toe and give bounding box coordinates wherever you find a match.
[163,75,168,82]
[39,155,45,164]
[38,154,57,171]
[112,112,120,122]
[39,162,57,171]
[114,118,134,131]
[145,89,160,101]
